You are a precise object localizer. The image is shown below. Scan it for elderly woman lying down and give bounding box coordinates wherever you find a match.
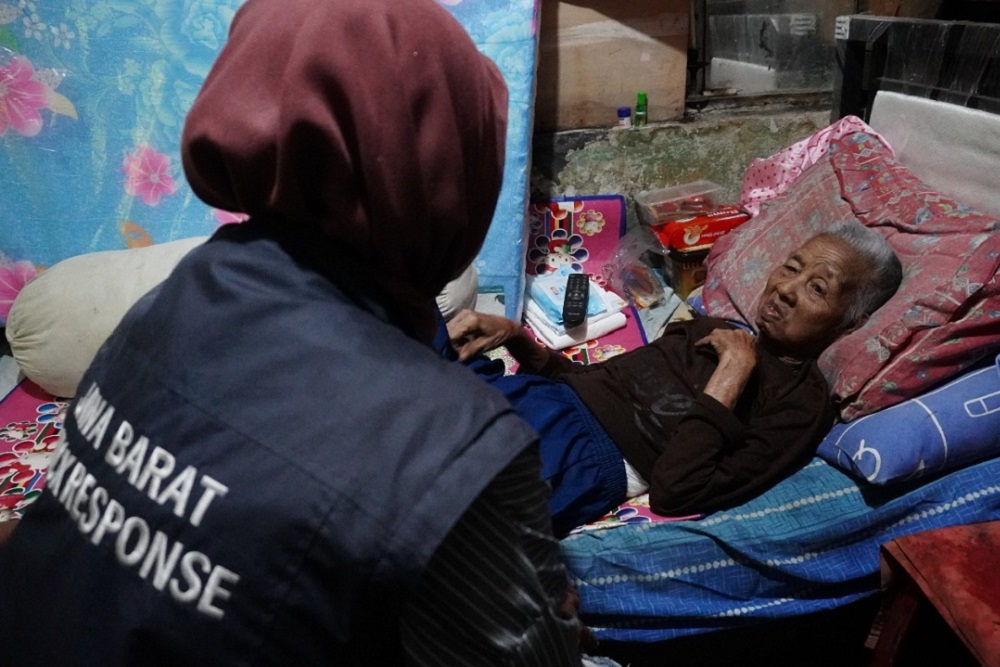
[448,220,902,537]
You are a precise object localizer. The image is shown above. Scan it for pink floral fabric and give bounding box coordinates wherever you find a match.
[122,145,179,207]
[705,130,1000,421]
[738,116,892,217]
[0,259,38,322]
[0,56,48,138]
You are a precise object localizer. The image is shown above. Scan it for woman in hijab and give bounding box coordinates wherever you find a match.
[0,1,583,664]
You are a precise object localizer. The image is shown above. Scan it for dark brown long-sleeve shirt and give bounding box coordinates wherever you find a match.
[536,316,835,517]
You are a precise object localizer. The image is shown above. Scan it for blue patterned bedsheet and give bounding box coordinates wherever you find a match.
[561,453,1000,643]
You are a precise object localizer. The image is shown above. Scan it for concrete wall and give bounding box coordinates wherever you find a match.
[531,99,833,226]
[531,2,842,224]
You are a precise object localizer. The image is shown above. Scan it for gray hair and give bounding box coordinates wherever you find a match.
[820,219,902,326]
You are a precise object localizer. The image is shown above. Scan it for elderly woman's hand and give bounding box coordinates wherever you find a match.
[696,327,758,409]
[447,310,523,362]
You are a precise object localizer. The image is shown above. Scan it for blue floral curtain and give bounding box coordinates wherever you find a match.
[0,0,538,323]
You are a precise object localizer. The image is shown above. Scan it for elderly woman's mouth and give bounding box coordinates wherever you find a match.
[759,301,783,323]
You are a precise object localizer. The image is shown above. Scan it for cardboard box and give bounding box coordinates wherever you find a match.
[669,247,709,299]
[535,1,689,131]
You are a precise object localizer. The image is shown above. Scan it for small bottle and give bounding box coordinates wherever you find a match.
[617,106,632,128]
[634,91,648,127]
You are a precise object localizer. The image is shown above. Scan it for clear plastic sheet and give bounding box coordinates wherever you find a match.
[704,0,854,93]
[834,15,1000,120]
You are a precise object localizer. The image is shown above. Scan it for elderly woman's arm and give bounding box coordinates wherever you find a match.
[695,328,757,408]
[446,310,562,375]
[646,363,834,517]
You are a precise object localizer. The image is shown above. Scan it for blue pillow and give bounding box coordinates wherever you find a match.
[817,354,1000,485]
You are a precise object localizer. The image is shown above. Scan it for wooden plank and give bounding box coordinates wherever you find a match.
[535,0,689,131]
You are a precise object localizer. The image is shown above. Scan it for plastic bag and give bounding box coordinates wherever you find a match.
[602,225,673,309]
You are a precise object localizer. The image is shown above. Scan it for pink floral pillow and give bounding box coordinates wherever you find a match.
[703,131,1000,421]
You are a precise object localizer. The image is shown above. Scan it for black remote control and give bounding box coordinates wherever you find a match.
[562,272,590,327]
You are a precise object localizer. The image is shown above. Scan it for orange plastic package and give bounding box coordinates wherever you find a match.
[650,205,750,252]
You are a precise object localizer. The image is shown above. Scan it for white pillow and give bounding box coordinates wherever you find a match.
[7,236,480,398]
[6,237,208,398]
[435,262,478,321]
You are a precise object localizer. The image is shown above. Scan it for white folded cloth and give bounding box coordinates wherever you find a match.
[525,303,628,350]
[523,278,628,350]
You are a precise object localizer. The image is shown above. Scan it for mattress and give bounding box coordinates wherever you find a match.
[0,0,540,322]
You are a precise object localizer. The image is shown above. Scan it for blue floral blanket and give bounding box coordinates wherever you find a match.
[0,0,539,323]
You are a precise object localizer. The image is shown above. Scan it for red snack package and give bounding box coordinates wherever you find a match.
[651,205,750,251]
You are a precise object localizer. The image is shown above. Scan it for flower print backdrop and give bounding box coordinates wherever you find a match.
[0,0,540,323]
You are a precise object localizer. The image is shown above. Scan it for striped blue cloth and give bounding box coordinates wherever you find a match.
[562,454,1000,642]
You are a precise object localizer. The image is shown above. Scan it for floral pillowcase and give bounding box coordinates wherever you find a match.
[703,131,1000,421]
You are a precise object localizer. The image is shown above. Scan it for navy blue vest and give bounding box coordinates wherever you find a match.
[0,222,535,665]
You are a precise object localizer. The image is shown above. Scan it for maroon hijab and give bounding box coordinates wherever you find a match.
[182,0,508,339]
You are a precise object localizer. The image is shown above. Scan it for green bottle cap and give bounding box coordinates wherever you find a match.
[637,91,647,106]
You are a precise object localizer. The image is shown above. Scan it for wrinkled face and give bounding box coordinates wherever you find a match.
[755,235,865,359]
